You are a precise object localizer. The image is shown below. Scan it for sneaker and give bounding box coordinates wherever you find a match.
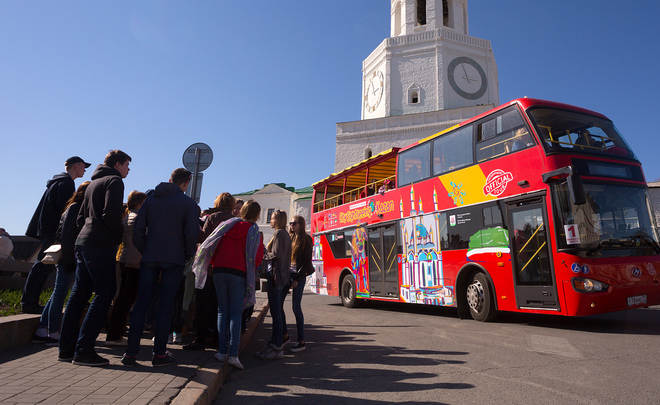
[213,352,227,363]
[58,351,74,362]
[255,342,277,358]
[31,334,48,344]
[121,354,138,366]
[44,337,59,347]
[172,332,182,344]
[260,347,284,360]
[72,352,110,367]
[183,339,206,351]
[228,356,244,370]
[290,342,306,352]
[152,351,177,367]
[106,337,128,346]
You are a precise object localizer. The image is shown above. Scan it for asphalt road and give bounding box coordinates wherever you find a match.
[215,291,660,404]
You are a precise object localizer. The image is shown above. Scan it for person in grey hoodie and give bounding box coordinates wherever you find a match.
[58,150,131,367]
[121,168,201,367]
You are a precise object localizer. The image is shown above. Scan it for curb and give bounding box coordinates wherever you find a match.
[171,299,270,405]
[0,313,40,352]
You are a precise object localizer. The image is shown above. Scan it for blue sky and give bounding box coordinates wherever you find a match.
[2,1,659,235]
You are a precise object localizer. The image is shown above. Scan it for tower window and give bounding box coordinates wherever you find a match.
[416,0,426,26]
[408,84,421,104]
[365,148,373,159]
[443,0,449,27]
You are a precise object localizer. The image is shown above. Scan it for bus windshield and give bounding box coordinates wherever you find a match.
[554,182,660,258]
[528,107,637,160]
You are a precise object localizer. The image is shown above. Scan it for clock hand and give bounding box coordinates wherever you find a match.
[461,63,471,83]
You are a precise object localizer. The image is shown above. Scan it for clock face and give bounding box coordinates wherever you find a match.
[447,56,488,100]
[364,70,384,112]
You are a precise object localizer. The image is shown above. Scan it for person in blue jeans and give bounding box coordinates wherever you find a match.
[121,168,201,367]
[202,200,263,370]
[280,215,314,353]
[23,156,90,314]
[59,150,131,367]
[257,209,291,360]
[33,181,90,346]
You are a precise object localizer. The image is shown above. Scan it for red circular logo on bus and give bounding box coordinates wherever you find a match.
[483,169,514,197]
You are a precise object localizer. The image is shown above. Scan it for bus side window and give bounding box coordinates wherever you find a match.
[432,125,473,175]
[476,108,529,162]
[445,206,484,250]
[438,213,449,250]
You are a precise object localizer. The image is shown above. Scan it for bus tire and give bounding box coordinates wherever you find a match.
[341,275,360,308]
[466,272,497,322]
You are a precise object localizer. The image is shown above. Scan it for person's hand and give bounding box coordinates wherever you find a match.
[291,280,298,289]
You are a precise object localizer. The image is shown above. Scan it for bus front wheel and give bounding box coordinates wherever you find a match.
[341,275,360,308]
[466,272,497,322]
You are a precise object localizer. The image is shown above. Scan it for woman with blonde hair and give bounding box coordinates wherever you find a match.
[280,215,313,352]
[257,209,291,360]
[203,200,263,370]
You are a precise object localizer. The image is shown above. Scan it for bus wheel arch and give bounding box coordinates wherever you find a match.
[339,270,361,308]
[456,265,498,322]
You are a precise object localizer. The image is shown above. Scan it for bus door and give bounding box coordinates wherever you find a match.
[506,198,559,310]
[367,224,399,297]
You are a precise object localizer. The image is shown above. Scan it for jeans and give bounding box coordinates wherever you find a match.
[21,237,56,311]
[213,272,245,357]
[39,263,74,334]
[281,276,306,342]
[126,262,184,357]
[105,264,140,341]
[266,273,285,348]
[59,246,117,356]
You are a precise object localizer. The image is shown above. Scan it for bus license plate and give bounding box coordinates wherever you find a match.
[627,295,647,307]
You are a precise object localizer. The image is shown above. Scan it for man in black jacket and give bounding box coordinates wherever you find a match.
[122,168,200,367]
[22,156,91,314]
[58,150,131,367]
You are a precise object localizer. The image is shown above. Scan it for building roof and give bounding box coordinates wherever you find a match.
[234,183,310,197]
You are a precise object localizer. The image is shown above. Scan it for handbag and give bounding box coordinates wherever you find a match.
[41,244,62,265]
[259,258,276,279]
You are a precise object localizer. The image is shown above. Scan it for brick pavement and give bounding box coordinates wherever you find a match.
[0,292,268,405]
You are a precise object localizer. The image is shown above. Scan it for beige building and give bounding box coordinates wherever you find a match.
[233,184,312,243]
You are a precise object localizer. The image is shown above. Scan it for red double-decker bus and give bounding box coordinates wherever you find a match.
[310,98,660,321]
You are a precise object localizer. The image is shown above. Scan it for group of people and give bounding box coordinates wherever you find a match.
[22,151,314,369]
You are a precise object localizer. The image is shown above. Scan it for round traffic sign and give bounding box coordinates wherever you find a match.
[182,143,213,172]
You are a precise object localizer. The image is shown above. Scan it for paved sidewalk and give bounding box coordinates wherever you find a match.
[0,292,269,405]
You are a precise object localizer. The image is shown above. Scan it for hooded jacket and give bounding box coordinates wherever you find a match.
[75,165,125,247]
[26,172,75,240]
[133,181,200,266]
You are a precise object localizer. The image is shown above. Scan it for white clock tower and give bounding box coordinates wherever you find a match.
[337,0,500,171]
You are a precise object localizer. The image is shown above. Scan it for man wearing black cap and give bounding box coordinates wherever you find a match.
[22,156,91,314]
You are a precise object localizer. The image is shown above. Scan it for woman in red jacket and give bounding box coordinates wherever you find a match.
[210,200,263,370]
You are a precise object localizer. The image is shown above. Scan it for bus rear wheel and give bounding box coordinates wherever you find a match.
[341,275,361,308]
[466,272,497,322]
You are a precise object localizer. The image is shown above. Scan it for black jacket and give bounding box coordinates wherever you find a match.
[75,165,125,247]
[292,234,314,283]
[133,182,200,266]
[57,202,82,271]
[26,172,75,240]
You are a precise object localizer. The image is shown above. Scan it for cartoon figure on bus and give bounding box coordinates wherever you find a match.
[351,227,369,297]
[400,208,454,306]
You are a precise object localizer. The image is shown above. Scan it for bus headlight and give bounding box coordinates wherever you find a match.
[572,277,609,293]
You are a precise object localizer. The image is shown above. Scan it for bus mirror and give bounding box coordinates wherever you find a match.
[567,174,586,205]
